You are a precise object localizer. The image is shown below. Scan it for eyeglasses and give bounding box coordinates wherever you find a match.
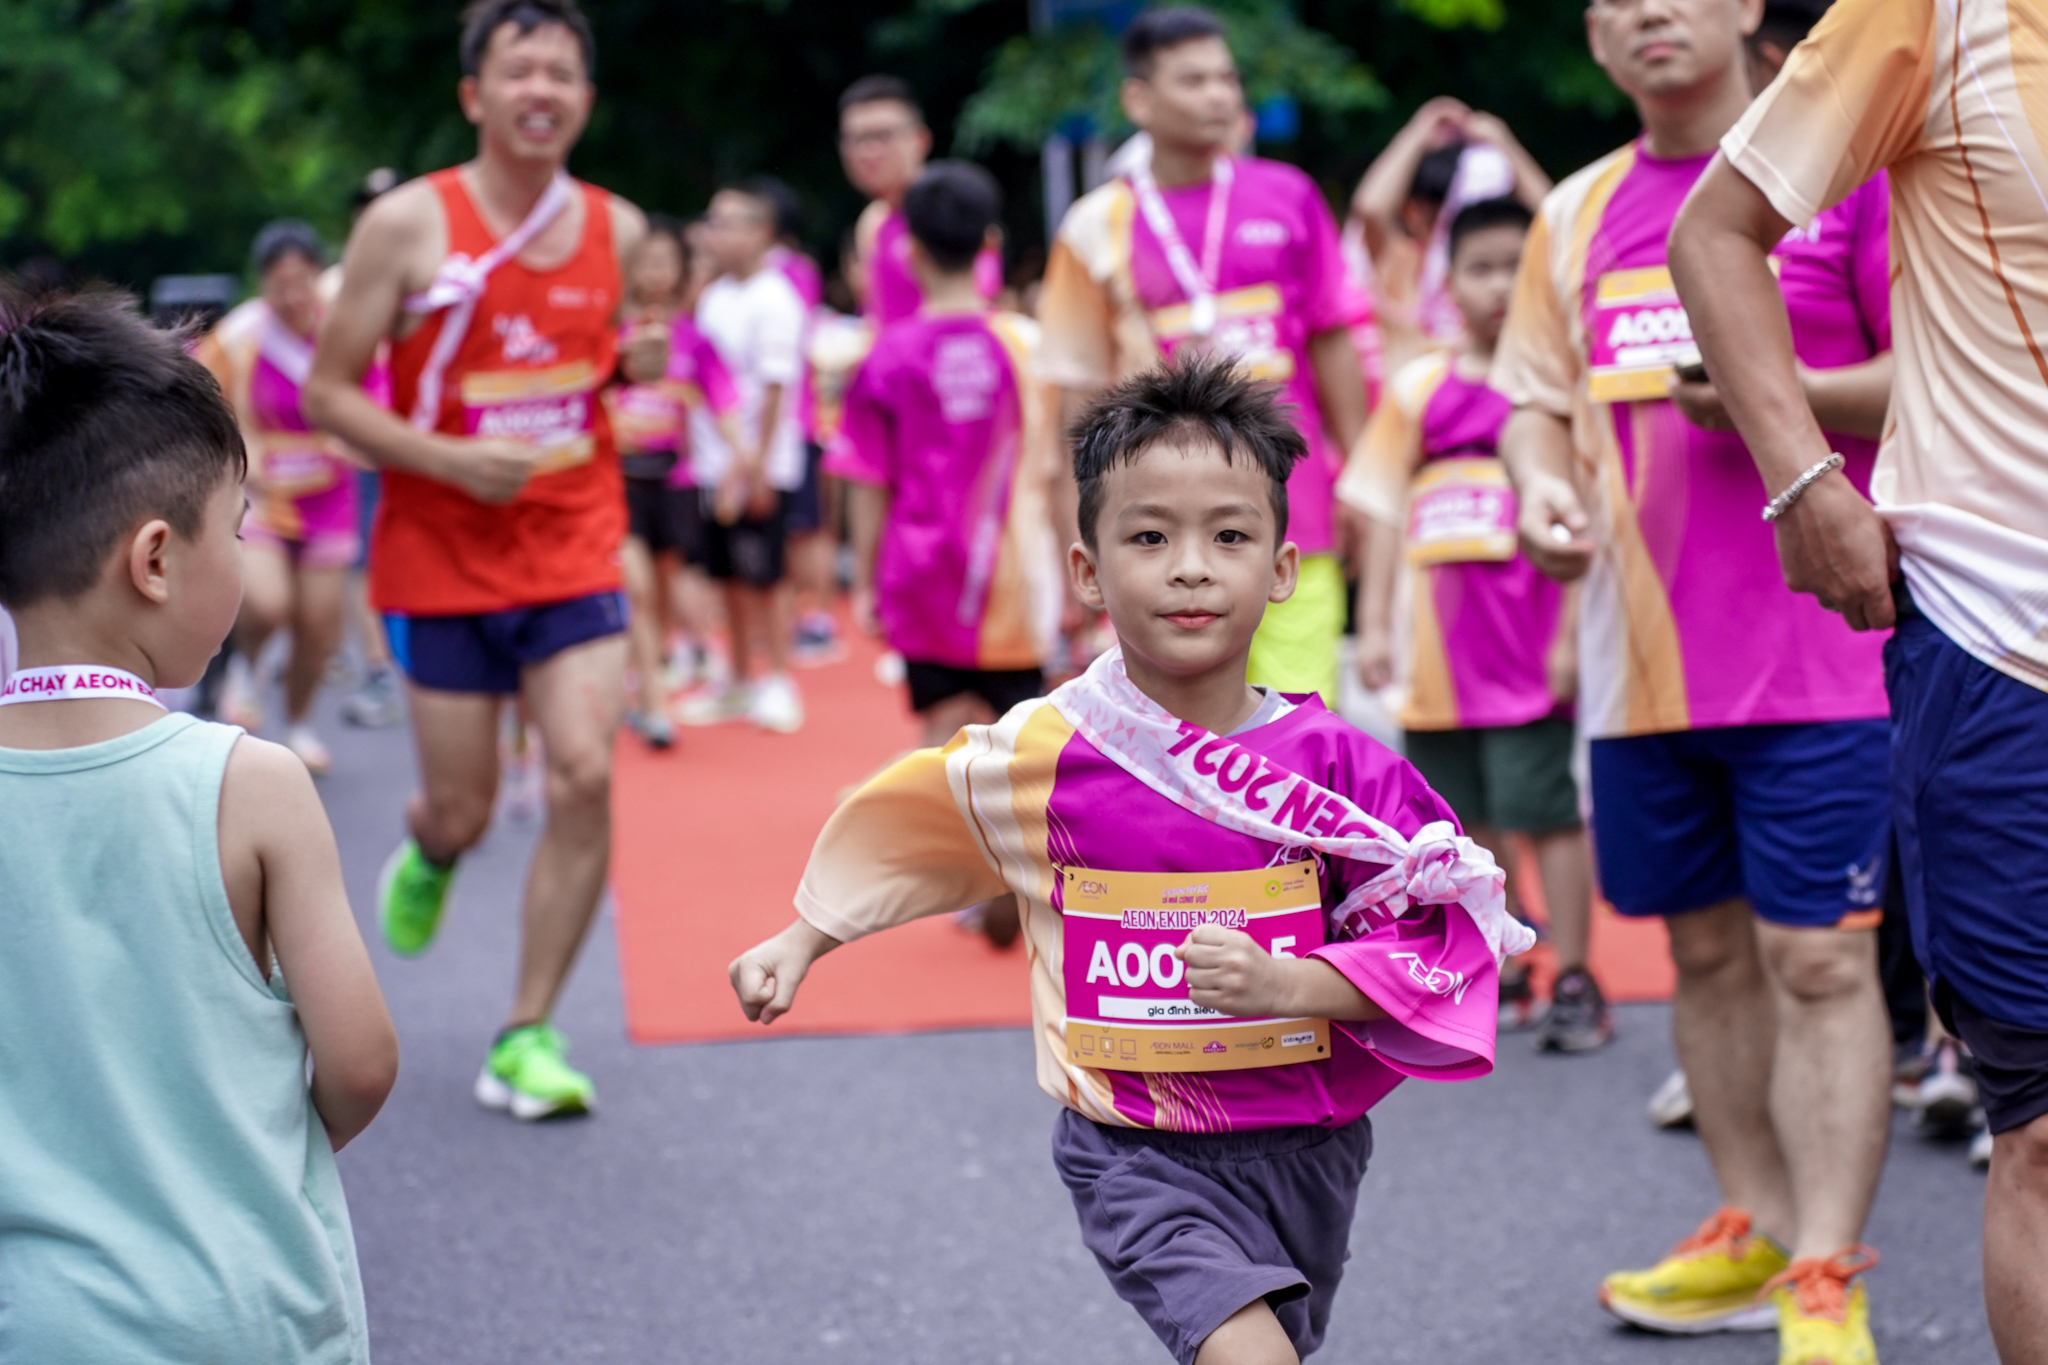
[839,125,917,151]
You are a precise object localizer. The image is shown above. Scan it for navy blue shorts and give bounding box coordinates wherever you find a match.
[786,440,826,535]
[1590,720,1889,927]
[1053,1110,1371,1365]
[1888,597,2048,1037]
[385,591,626,695]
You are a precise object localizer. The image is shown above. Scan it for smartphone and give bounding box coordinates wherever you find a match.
[1673,360,1710,385]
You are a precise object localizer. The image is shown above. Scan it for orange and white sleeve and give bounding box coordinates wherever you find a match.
[794,740,1010,944]
[1490,206,1578,421]
[1722,0,1937,225]
[1036,229,1118,392]
[1338,353,1438,526]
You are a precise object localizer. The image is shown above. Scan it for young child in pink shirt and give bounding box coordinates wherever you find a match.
[734,354,1527,1365]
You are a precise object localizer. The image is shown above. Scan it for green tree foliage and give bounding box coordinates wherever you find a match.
[0,0,1637,293]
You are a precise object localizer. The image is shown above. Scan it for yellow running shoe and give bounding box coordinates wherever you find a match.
[1768,1249,1879,1365]
[1599,1208,1788,1333]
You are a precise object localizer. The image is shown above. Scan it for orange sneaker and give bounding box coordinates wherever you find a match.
[1766,1248,1879,1365]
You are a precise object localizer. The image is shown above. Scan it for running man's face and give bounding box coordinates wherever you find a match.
[1586,0,1760,101]
[839,99,932,202]
[1121,36,1246,154]
[1447,223,1526,348]
[260,250,321,340]
[460,20,593,167]
[1071,439,1297,684]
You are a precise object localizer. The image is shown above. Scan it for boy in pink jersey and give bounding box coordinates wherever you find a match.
[1037,7,1368,708]
[1494,2,1896,1358]
[734,356,1528,1365]
[1342,197,1609,1054]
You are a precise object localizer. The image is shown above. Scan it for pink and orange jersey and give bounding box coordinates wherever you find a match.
[1492,144,1891,739]
[826,311,1058,671]
[795,693,1501,1133]
[1037,157,1366,558]
[1342,353,1564,731]
[1724,0,2048,692]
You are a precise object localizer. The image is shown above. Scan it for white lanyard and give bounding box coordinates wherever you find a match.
[1128,156,1234,337]
[257,304,316,388]
[0,666,165,709]
[401,171,576,431]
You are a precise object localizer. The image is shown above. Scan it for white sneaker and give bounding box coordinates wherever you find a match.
[1971,1123,1994,1170]
[1647,1068,1695,1129]
[678,682,752,727]
[219,654,263,731]
[748,673,804,733]
[1915,1041,1981,1139]
[286,724,332,776]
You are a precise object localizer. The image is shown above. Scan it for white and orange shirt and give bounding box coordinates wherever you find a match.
[1723,0,2048,691]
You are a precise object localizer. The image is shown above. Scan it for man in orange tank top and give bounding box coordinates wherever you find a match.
[305,0,665,1121]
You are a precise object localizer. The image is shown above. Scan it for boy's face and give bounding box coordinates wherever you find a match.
[705,191,772,276]
[1070,439,1296,684]
[1447,223,1526,346]
[1586,0,1758,102]
[149,479,245,689]
[1121,37,1245,153]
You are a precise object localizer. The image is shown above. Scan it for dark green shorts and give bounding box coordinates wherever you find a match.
[1403,715,1582,834]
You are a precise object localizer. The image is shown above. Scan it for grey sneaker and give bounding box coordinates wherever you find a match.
[1537,967,1613,1053]
[342,668,406,728]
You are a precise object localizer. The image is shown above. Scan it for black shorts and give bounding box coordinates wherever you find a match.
[1936,981,2048,1134]
[786,440,826,535]
[624,477,703,561]
[904,661,1044,717]
[699,491,788,586]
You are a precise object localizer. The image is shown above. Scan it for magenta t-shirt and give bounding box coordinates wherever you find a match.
[1418,370,1565,730]
[866,209,1004,327]
[1125,158,1363,557]
[1579,148,1890,729]
[660,315,740,489]
[828,312,1030,669]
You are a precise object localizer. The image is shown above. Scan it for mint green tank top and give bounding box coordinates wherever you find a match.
[0,714,369,1363]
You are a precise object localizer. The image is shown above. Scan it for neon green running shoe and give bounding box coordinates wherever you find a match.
[377,839,455,957]
[474,1023,595,1120]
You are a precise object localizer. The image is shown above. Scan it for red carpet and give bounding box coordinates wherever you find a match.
[611,636,1674,1047]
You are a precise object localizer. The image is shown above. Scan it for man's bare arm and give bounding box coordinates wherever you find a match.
[1670,155,1896,631]
[1501,406,1594,582]
[1308,327,1368,456]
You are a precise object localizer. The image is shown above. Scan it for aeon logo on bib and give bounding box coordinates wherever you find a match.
[1235,219,1289,248]
[495,314,559,365]
[1604,305,1693,351]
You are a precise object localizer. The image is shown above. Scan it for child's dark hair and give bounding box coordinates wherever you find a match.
[1072,354,1305,550]
[1447,196,1532,259]
[744,176,804,243]
[0,287,246,607]
[459,0,595,80]
[1120,6,1227,79]
[903,161,1001,273]
[1409,142,1464,206]
[839,74,922,122]
[252,219,326,276]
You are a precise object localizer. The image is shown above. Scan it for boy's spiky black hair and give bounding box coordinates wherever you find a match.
[0,286,245,606]
[903,161,1002,273]
[1071,353,1305,549]
[1447,196,1532,259]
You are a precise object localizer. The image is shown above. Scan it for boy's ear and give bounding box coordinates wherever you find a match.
[127,519,176,606]
[1267,540,1300,606]
[1068,541,1107,610]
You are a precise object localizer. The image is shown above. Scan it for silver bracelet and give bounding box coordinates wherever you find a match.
[1761,452,1845,522]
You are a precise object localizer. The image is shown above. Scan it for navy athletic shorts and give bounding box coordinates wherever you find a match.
[1053,1109,1371,1365]
[1590,719,1889,927]
[385,590,627,695]
[1889,586,2048,1056]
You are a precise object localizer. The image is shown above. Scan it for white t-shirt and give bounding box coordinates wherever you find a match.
[693,268,808,491]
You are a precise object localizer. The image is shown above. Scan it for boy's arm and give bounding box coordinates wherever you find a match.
[1349,97,1470,259]
[845,481,891,637]
[219,739,398,1151]
[1308,328,1367,456]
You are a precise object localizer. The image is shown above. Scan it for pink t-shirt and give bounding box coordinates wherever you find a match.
[828,312,1044,671]
[636,315,738,488]
[1495,142,1891,737]
[865,209,1004,327]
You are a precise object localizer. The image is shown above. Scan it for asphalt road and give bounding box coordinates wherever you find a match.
[301,694,1996,1364]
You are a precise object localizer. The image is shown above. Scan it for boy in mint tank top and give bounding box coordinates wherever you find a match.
[0,288,398,1363]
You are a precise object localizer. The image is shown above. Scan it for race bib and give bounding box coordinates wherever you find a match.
[1062,861,1330,1074]
[259,438,340,496]
[1586,267,1699,404]
[1150,284,1295,383]
[1406,457,1518,565]
[605,381,682,455]
[462,359,598,475]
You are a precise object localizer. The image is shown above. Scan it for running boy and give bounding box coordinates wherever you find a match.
[732,356,1529,1365]
[0,289,398,1361]
[1341,197,1609,1052]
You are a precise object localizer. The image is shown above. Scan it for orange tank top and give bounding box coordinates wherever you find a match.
[374,169,625,615]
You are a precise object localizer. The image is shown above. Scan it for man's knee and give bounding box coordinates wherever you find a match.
[414,784,494,851]
[1760,925,1877,1005]
[1996,1111,2048,1186]
[1667,901,1758,980]
[544,742,613,812]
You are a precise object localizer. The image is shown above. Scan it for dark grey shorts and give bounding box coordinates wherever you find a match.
[1052,1109,1373,1365]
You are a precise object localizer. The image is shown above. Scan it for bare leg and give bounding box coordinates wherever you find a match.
[284,565,348,723]
[723,581,756,681]
[1668,899,1795,1245]
[1986,1112,2048,1365]
[1194,1301,1298,1365]
[620,535,665,716]
[235,540,293,662]
[508,633,627,1027]
[766,581,794,673]
[348,568,391,669]
[403,686,503,863]
[1532,826,1595,972]
[1754,923,1890,1259]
